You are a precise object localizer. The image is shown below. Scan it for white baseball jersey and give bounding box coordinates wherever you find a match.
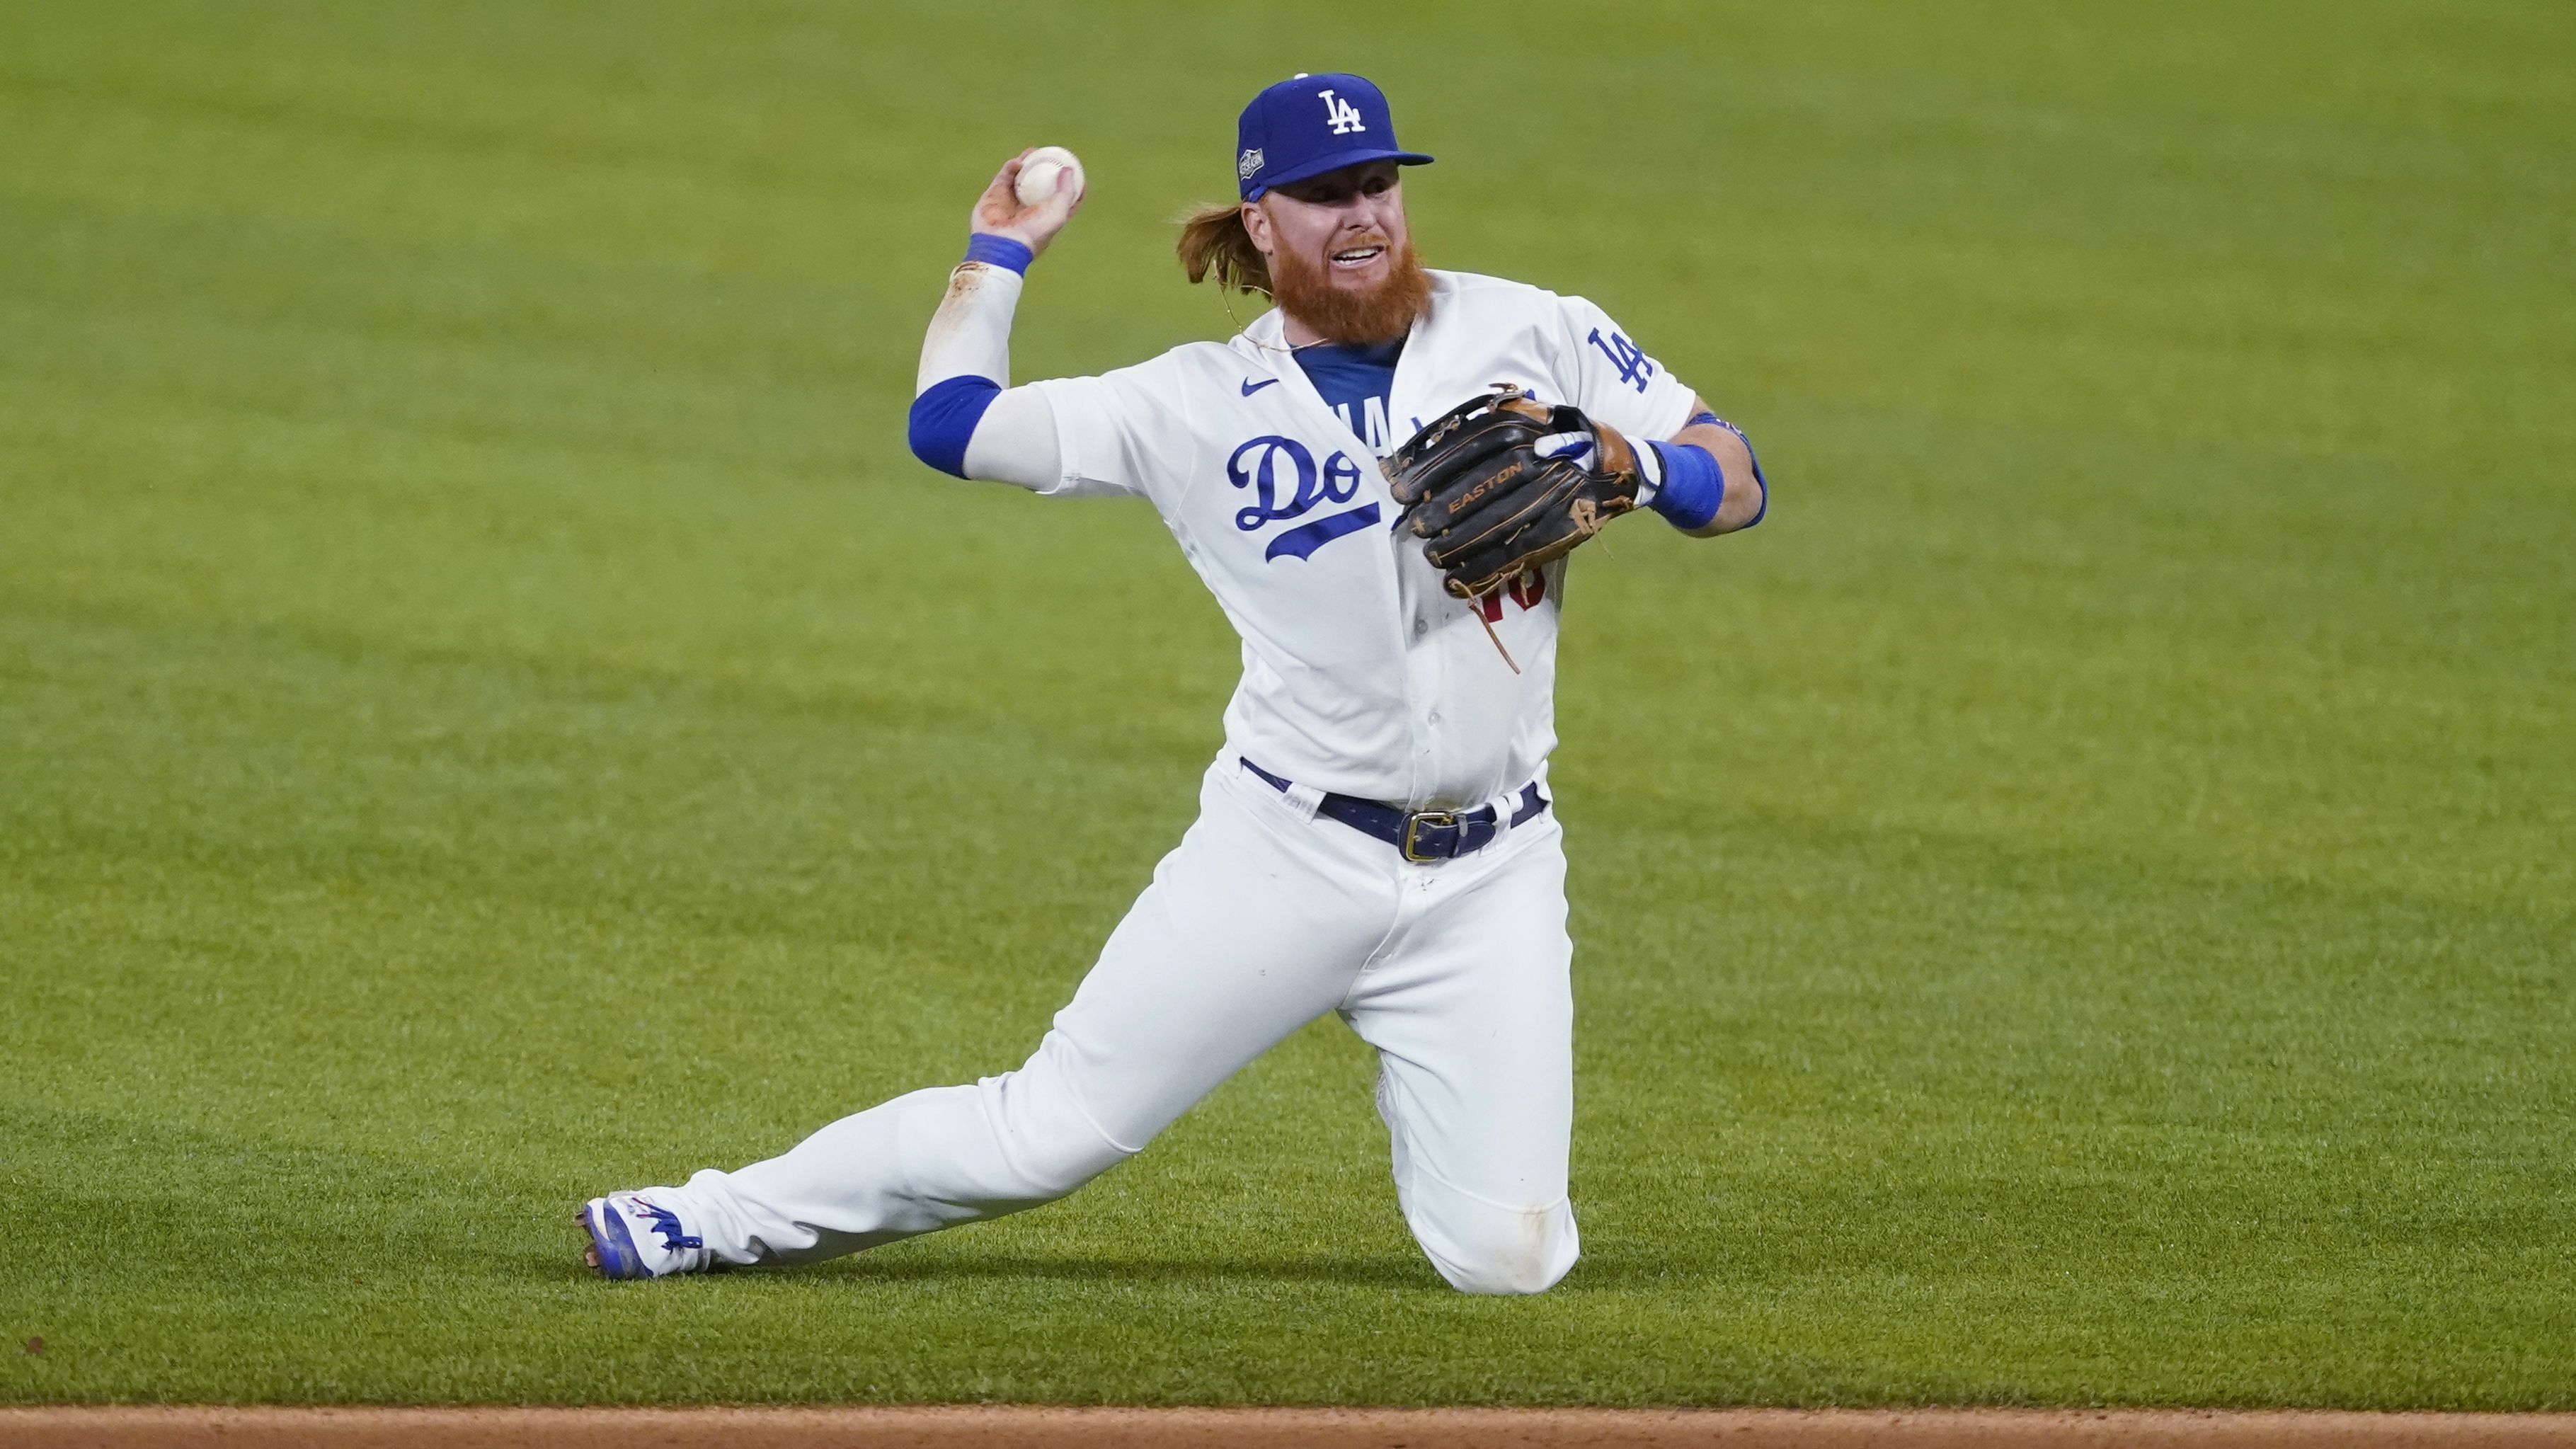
[1024,270,1698,808]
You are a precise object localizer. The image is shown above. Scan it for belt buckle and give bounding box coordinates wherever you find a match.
[1401,810,1459,862]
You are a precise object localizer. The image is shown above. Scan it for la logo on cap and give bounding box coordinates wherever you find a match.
[1233,71,1432,201]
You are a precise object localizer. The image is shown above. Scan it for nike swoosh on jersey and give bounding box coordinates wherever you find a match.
[1240,377,1280,395]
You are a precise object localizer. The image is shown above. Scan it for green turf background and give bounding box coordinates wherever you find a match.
[4,0,2571,1409]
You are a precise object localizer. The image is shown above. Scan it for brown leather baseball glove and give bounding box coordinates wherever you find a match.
[1383,386,1645,601]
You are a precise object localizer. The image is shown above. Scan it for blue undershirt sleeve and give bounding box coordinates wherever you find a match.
[908,374,1002,479]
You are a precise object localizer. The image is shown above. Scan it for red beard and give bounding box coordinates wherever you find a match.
[1271,239,1432,345]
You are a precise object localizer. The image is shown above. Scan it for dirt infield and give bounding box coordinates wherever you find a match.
[4,1408,2575,1448]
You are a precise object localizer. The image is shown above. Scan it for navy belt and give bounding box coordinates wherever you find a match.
[1240,757,1548,862]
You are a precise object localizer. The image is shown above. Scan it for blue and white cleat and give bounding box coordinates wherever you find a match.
[578,1190,715,1280]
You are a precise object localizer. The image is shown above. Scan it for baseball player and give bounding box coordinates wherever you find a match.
[580,72,1765,1294]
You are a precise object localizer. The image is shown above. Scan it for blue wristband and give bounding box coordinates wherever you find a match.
[1644,440,1724,532]
[962,233,1034,275]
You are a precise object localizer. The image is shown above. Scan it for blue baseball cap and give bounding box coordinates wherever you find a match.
[1235,72,1433,201]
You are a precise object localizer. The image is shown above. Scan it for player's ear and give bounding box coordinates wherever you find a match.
[1241,200,1274,258]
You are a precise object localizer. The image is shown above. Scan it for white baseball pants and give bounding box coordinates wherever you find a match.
[672,757,1580,1294]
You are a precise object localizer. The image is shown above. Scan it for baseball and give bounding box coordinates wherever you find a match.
[1014,145,1083,206]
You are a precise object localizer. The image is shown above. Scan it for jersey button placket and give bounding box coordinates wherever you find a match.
[1411,647,1445,796]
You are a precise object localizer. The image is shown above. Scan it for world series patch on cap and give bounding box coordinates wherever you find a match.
[1235,71,1433,200]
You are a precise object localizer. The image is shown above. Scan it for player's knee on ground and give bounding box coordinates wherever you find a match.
[1404,1181,1580,1295]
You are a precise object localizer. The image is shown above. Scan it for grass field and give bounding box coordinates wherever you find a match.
[4,0,2572,1410]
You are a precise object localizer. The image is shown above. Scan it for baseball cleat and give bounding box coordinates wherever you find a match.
[578,1191,714,1280]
